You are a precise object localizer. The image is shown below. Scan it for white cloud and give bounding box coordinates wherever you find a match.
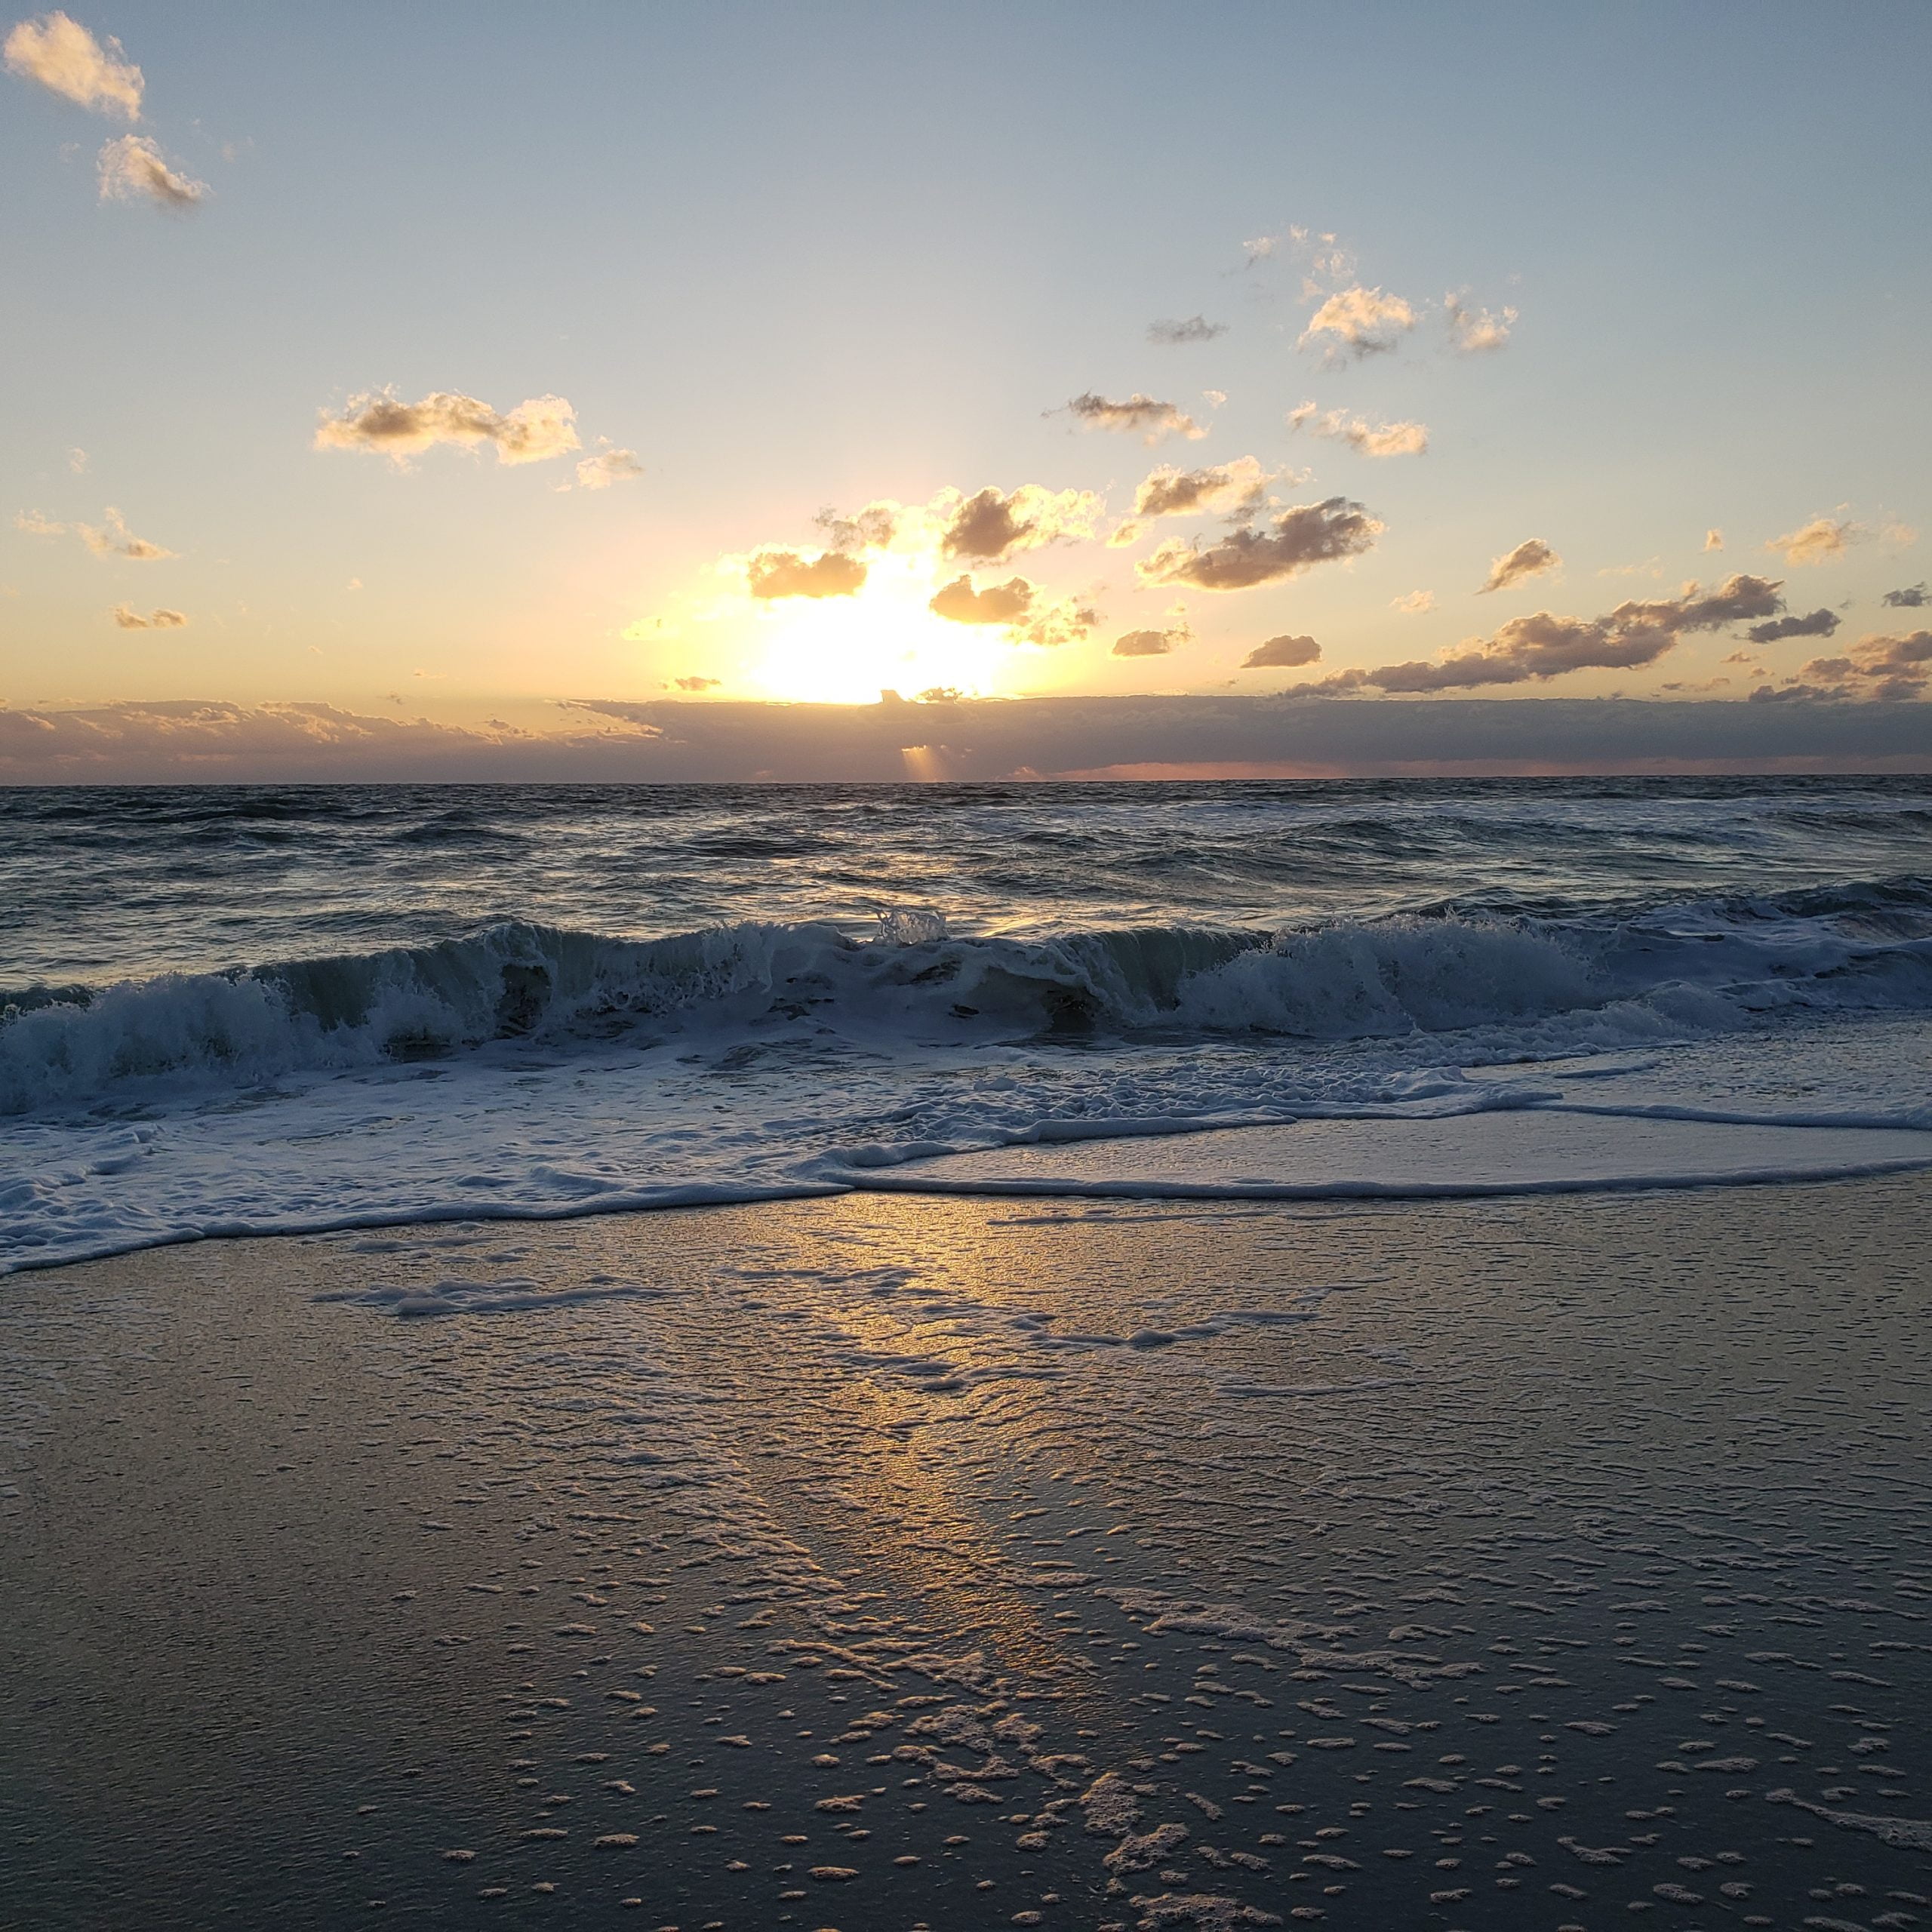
[1703,528,1724,552]
[315,389,581,466]
[1765,515,1860,567]
[97,134,207,208]
[575,446,643,490]
[4,11,140,118]
[1391,589,1436,614]
[1289,403,1428,457]
[1297,285,1415,358]
[110,602,185,628]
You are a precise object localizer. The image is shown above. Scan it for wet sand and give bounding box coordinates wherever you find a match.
[3,1177,1930,1930]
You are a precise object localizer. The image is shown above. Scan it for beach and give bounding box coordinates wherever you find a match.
[6,1176,1930,1930]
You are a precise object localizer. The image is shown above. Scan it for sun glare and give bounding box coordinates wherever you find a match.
[744,553,1022,703]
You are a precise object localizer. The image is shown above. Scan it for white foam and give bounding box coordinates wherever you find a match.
[838,1111,1932,1201]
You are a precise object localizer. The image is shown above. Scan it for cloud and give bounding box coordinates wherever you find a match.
[1477,537,1560,595]
[315,390,580,466]
[1300,574,1787,694]
[745,549,866,599]
[1297,286,1416,358]
[1112,624,1188,657]
[1392,589,1436,614]
[1146,315,1227,346]
[1745,607,1840,645]
[4,11,140,117]
[67,447,86,474]
[673,676,720,692]
[1289,403,1428,457]
[1444,294,1516,353]
[109,603,185,628]
[1018,598,1100,648]
[11,694,1924,784]
[1704,528,1724,552]
[1884,583,1928,608]
[1133,457,1271,519]
[937,485,1101,560]
[929,574,1035,625]
[97,134,207,208]
[1765,515,1860,567]
[575,446,642,490]
[1241,633,1321,669]
[1752,629,1932,704]
[14,508,65,537]
[1064,392,1206,444]
[1138,497,1382,592]
[71,506,174,559]
[815,501,900,553]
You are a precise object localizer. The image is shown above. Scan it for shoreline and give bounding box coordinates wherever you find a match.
[6,1176,1932,1927]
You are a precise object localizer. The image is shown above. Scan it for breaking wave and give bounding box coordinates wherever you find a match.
[5,878,1930,1115]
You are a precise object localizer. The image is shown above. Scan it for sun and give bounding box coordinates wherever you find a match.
[743,552,1023,703]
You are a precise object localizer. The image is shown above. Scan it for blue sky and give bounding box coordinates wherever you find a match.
[2,0,1928,771]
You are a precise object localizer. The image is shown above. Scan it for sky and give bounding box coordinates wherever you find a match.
[2,0,1930,779]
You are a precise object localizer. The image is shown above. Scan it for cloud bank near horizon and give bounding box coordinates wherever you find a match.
[4,693,1925,785]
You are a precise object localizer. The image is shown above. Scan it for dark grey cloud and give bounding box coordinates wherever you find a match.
[1146,316,1227,346]
[1752,629,1932,704]
[1138,497,1382,592]
[1746,608,1840,645]
[1883,583,1928,609]
[939,485,1099,560]
[1242,634,1321,669]
[8,694,1926,783]
[745,549,867,598]
[1134,458,1269,519]
[1065,392,1205,444]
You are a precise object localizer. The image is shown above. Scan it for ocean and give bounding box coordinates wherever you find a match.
[5,775,1931,1275]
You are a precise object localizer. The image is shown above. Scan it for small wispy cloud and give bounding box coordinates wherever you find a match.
[110,602,186,628]
[1064,392,1206,444]
[574,445,642,491]
[1146,315,1226,346]
[1703,528,1724,552]
[4,11,141,118]
[1444,293,1516,353]
[1883,583,1927,609]
[97,134,207,208]
[315,390,581,466]
[1289,403,1428,458]
[1391,589,1436,614]
[1477,537,1560,595]
[673,675,720,692]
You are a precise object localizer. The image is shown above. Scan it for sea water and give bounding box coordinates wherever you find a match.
[3,776,1930,1273]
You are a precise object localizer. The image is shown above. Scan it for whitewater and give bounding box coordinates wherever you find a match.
[4,776,1930,1275]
